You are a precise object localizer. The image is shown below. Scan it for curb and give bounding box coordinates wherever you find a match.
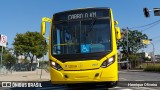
[119,70,143,72]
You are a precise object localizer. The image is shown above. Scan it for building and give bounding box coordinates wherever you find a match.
[155,55,160,61]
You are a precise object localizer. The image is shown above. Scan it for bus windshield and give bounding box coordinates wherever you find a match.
[53,18,111,55]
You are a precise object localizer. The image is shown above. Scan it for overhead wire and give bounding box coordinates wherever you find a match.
[128,20,160,54]
[128,19,160,42]
[129,19,160,30]
[141,21,160,32]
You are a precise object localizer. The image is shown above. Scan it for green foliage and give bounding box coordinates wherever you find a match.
[118,29,149,69]
[2,51,17,70]
[143,57,151,62]
[121,54,141,69]
[12,31,48,71]
[118,29,148,54]
[0,47,7,53]
[13,31,48,57]
[128,54,140,68]
[39,60,49,68]
[21,58,30,64]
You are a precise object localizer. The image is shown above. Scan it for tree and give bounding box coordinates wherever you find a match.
[0,47,17,71]
[2,52,17,70]
[118,29,148,54]
[13,31,48,71]
[118,29,149,69]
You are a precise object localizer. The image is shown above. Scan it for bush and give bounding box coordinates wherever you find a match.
[120,54,141,69]
[39,60,49,69]
[144,65,160,72]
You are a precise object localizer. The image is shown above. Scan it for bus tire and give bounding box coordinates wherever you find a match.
[106,81,117,88]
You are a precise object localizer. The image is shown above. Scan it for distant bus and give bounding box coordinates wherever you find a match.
[41,7,121,87]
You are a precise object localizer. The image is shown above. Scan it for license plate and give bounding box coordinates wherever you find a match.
[66,65,78,68]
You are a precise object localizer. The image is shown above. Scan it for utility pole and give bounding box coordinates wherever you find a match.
[0,46,3,73]
[150,42,155,64]
[126,27,129,70]
[126,27,129,53]
[0,34,7,73]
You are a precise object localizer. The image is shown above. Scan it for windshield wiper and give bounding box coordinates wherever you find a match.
[84,19,96,43]
[86,18,97,36]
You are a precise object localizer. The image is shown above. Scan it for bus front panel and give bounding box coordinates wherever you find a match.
[49,8,118,84]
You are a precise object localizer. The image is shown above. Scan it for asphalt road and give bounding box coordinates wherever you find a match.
[1,70,160,90]
[119,70,160,81]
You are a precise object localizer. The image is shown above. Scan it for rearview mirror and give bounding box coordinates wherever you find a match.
[115,27,121,40]
[114,21,118,25]
[41,22,46,35]
[41,17,52,36]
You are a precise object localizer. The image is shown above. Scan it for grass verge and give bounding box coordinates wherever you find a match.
[144,64,160,72]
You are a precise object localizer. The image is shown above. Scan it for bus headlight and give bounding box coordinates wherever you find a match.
[50,60,63,71]
[101,56,115,68]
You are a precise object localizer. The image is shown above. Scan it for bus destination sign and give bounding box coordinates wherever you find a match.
[68,12,96,20]
[54,8,109,21]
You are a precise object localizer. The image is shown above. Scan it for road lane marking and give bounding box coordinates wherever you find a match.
[119,78,127,80]
[132,87,159,90]
[118,71,126,73]
[109,86,133,90]
[134,80,144,81]
[114,86,121,88]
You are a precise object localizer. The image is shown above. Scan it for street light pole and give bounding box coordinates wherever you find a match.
[142,39,155,64]
[150,42,155,64]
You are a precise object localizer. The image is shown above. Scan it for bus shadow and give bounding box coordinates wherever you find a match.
[66,84,109,90]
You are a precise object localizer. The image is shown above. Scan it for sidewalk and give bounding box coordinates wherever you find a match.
[0,69,50,81]
[119,69,143,72]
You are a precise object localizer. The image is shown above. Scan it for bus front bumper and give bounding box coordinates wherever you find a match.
[50,68,118,84]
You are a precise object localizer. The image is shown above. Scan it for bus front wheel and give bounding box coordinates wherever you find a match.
[106,81,118,88]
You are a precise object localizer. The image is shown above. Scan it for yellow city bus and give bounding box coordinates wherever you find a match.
[41,7,121,87]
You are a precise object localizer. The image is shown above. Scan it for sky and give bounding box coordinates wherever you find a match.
[0,0,160,55]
